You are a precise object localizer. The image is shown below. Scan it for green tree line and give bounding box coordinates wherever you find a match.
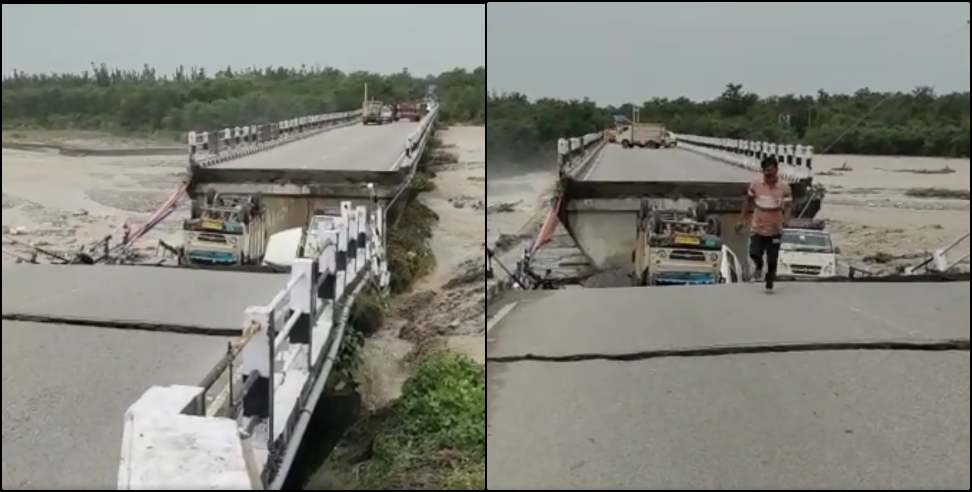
[2,64,484,134]
[488,84,970,166]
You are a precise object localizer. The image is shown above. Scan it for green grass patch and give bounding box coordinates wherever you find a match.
[308,353,485,490]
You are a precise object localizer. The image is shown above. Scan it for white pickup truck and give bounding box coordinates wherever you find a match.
[777,225,840,279]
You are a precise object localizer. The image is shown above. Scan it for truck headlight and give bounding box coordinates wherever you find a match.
[777,262,789,274]
[822,262,834,275]
[707,252,719,263]
[654,249,667,259]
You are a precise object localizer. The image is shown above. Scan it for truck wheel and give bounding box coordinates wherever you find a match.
[648,142,659,149]
[205,188,217,207]
[622,140,631,149]
[191,199,201,218]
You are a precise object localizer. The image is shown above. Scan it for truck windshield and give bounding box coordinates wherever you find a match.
[781,231,832,252]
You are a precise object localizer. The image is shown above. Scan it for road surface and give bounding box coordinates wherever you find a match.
[583,145,756,182]
[214,121,418,171]
[486,282,971,489]
[1,321,229,489]
[2,265,287,333]
[1,264,289,487]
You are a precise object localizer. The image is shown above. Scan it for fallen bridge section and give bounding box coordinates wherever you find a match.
[184,104,439,244]
[556,140,818,274]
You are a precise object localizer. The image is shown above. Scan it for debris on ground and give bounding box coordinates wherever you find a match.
[904,188,970,200]
[833,161,853,172]
[446,195,483,211]
[885,166,956,175]
[442,258,485,290]
[493,233,527,252]
[486,200,521,214]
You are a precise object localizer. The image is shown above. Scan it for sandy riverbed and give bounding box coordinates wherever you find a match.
[2,145,189,264]
[811,154,970,273]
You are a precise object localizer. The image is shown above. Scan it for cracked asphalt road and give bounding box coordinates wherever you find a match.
[486,282,971,489]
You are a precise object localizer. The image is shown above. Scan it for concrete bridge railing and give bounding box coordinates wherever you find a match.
[674,133,814,183]
[391,102,439,172]
[188,110,364,167]
[557,132,604,175]
[118,194,388,490]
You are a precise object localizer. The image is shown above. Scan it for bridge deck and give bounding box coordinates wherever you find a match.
[1,320,229,489]
[213,121,418,172]
[486,282,971,489]
[2,265,288,334]
[0,264,291,488]
[583,145,756,182]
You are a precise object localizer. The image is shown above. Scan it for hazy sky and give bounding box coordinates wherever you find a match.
[488,2,970,104]
[2,4,485,78]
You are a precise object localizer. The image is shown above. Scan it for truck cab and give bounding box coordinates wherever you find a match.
[613,109,674,149]
[634,208,737,286]
[778,226,839,279]
[182,192,267,266]
[396,102,427,122]
[363,100,384,125]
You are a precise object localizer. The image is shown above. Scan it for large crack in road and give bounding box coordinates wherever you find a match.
[488,338,970,363]
[1,312,237,336]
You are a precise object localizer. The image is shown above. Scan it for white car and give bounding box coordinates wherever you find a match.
[777,228,840,278]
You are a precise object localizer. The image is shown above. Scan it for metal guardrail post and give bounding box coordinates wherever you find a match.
[266,313,276,454]
[227,341,235,418]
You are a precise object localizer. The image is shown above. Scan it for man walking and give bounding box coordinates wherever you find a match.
[737,156,792,291]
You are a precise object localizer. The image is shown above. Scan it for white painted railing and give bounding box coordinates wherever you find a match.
[558,132,603,161]
[390,102,440,172]
[188,110,363,167]
[674,134,814,183]
[235,197,386,485]
[557,131,604,178]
